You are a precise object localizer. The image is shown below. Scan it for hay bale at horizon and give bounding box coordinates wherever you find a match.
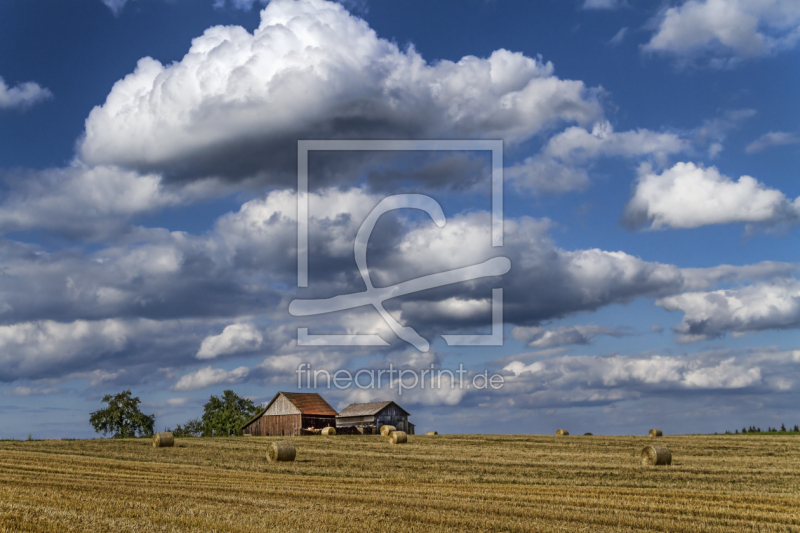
[389,431,407,444]
[426,431,438,435]
[649,429,663,437]
[152,432,174,448]
[380,425,396,436]
[556,429,569,436]
[321,427,336,436]
[641,445,672,466]
[267,441,296,462]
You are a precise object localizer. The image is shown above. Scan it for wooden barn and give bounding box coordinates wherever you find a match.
[336,401,414,434]
[241,392,337,437]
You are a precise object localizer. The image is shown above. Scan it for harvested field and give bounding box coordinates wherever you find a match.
[0,434,798,532]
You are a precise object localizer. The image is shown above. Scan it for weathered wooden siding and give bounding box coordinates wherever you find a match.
[243,414,302,436]
[376,403,409,432]
[264,394,302,416]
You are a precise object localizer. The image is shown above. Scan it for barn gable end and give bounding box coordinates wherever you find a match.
[264,394,302,416]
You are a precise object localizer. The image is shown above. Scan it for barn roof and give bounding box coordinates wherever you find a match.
[240,392,337,429]
[336,401,409,418]
[279,392,338,416]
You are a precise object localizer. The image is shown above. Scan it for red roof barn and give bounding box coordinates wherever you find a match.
[241,392,337,437]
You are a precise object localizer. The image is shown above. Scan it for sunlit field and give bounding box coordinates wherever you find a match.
[1,434,798,532]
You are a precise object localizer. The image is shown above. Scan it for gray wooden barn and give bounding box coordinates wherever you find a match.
[336,401,414,434]
[241,392,337,437]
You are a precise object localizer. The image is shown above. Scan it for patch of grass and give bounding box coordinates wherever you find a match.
[0,434,798,532]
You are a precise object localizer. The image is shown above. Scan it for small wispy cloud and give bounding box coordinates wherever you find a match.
[746,132,800,154]
[582,0,627,9]
[608,27,628,46]
[0,77,52,110]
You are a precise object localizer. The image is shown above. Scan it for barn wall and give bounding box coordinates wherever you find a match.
[375,404,409,433]
[243,414,302,436]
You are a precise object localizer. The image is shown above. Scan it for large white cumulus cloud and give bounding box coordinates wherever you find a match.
[658,279,800,342]
[644,0,800,65]
[79,0,601,181]
[624,162,800,230]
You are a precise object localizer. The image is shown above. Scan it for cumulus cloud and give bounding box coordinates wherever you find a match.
[0,320,128,382]
[624,162,800,229]
[511,325,629,348]
[79,0,602,184]
[746,132,800,153]
[643,0,800,65]
[196,323,263,359]
[0,77,52,110]
[507,121,688,194]
[0,165,181,238]
[0,184,793,382]
[499,348,800,407]
[657,279,800,342]
[173,365,249,391]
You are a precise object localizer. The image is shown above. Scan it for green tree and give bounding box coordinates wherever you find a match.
[89,390,155,438]
[201,390,259,437]
[172,418,204,438]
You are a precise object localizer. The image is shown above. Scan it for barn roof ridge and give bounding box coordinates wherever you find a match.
[336,400,409,418]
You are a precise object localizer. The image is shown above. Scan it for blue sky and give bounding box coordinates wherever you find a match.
[1,0,799,438]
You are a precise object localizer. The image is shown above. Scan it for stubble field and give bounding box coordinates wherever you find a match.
[0,434,798,532]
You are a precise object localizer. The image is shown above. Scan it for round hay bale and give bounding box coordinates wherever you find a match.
[267,441,296,462]
[426,431,438,435]
[641,445,672,466]
[380,425,396,437]
[152,432,174,448]
[649,429,663,437]
[556,429,569,436]
[389,431,407,444]
[321,427,336,436]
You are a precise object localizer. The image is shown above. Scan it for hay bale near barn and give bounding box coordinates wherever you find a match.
[426,431,438,435]
[153,432,174,448]
[321,427,336,436]
[267,441,296,462]
[641,445,672,466]
[389,431,407,444]
[380,425,396,437]
[649,429,663,437]
[556,429,569,436]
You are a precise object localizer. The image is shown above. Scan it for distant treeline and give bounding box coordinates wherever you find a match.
[723,424,799,435]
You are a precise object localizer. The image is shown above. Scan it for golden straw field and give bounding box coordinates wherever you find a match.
[1,434,798,532]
